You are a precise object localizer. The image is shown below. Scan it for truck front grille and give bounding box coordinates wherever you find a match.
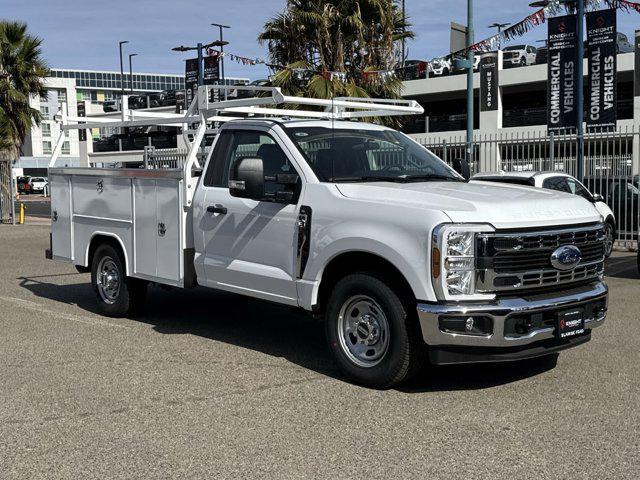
[476,224,606,293]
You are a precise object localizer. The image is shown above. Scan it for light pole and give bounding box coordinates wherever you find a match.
[118,40,129,99]
[488,22,510,49]
[466,0,474,165]
[128,53,138,95]
[531,0,585,181]
[402,0,406,67]
[211,23,230,100]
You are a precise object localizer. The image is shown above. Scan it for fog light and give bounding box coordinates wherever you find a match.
[465,317,474,332]
[439,316,493,336]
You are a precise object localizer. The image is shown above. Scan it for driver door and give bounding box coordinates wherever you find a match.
[197,129,301,306]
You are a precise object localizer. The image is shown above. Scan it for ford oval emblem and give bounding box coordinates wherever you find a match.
[550,245,582,271]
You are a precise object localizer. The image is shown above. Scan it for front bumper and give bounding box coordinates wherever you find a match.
[417,282,608,364]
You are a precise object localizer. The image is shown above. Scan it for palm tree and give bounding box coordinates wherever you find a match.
[0,21,48,160]
[258,0,413,122]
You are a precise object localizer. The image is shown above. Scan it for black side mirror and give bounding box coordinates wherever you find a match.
[229,157,265,200]
[452,158,471,181]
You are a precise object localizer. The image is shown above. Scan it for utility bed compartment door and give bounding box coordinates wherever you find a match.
[50,174,73,261]
[133,178,182,285]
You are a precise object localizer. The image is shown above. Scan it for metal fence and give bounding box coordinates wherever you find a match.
[0,159,15,225]
[420,128,640,249]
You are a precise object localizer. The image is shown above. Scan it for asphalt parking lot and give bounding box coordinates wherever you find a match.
[1,225,639,479]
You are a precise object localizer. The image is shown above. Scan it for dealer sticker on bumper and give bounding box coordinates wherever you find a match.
[558,309,585,339]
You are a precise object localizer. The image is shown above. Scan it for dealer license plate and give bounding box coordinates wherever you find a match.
[557,309,585,339]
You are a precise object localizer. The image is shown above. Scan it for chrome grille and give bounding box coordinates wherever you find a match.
[476,224,606,293]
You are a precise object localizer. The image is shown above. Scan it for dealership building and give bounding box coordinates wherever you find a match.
[401,52,636,138]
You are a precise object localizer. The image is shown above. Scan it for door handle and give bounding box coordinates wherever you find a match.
[207,205,227,215]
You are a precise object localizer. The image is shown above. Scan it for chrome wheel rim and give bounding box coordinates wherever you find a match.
[337,295,390,368]
[97,256,121,305]
[605,225,614,256]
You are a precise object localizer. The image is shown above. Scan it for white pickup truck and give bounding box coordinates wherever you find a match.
[46,87,608,388]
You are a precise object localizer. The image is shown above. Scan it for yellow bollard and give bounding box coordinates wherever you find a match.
[19,203,25,225]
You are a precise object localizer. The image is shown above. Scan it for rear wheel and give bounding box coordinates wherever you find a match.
[91,243,147,317]
[325,274,426,389]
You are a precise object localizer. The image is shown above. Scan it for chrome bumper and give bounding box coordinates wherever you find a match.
[417,282,608,348]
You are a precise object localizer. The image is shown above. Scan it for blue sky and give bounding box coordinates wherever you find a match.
[4,0,640,80]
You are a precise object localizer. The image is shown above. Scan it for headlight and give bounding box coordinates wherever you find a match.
[431,224,495,301]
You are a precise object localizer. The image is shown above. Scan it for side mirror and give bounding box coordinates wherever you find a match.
[592,193,604,203]
[452,158,471,181]
[229,157,265,200]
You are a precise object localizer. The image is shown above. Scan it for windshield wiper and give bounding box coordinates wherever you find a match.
[330,174,463,184]
[330,176,409,183]
[398,174,464,182]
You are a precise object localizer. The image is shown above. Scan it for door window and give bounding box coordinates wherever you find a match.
[209,130,296,195]
[543,176,571,193]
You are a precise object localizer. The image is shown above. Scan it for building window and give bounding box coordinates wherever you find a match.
[40,105,50,117]
[41,123,51,137]
[62,141,70,154]
[57,89,67,104]
[42,141,52,155]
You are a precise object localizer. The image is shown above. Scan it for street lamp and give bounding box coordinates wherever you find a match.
[211,23,231,100]
[128,53,138,95]
[488,22,510,49]
[530,0,585,181]
[118,40,129,99]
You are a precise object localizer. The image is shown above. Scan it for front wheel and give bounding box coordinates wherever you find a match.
[91,243,147,317]
[604,222,615,258]
[325,274,426,389]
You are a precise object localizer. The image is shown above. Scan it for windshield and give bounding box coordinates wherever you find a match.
[504,45,525,51]
[285,126,462,183]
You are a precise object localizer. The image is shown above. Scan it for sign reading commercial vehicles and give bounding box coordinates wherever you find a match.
[480,52,499,112]
[547,15,578,133]
[586,9,617,132]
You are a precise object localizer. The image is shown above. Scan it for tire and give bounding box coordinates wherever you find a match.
[325,274,426,389]
[442,68,449,76]
[604,221,615,258]
[519,57,527,67]
[91,243,147,317]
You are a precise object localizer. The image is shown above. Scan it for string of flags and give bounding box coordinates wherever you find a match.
[206,47,400,81]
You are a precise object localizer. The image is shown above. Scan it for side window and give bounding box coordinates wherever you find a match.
[222,132,294,194]
[543,177,570,193]
[203,131,233,187]
[567,179,592,201]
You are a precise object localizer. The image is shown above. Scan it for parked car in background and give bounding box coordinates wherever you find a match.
[616,32,634,54]
[16,176,31,194]
[535,45,548,65]
[396,60,429,80]
[236,79,271,99]
[503,45,537,68]
[429,57,451,77]
[28,177,48,194]
[473,171,616,257]
[102,99,119,113]
[160,89,182,106]
[583,177,640,241]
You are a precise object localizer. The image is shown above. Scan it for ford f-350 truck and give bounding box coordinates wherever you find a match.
[46,87,608,388]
